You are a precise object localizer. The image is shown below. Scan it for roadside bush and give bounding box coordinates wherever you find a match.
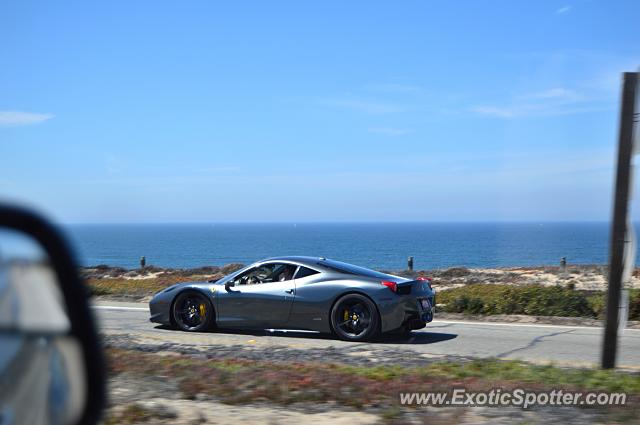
[627,289,640,321]
[87,285,113,297]
[438,284,596,317]
[585,289,640,321]
[586,293,606,319]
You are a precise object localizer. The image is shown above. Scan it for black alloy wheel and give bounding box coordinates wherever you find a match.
[172,291,214,332]
[331,293,380,341]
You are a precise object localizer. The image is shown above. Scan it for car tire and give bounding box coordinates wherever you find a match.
[172,290,214,332]
[330,293,380,342]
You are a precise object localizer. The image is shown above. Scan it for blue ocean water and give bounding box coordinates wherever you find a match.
[63,222,620,270]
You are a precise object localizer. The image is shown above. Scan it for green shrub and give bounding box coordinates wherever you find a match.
[586,293,606,319]
[438,284,596,317]
[627,289,640,321]
[585,289,640,321]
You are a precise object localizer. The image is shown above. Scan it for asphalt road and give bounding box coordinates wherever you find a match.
[94,301,640,369]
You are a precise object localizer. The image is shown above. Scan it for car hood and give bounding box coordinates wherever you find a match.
[155,280,221,296]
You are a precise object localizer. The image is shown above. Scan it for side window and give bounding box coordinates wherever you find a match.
[232,266,260,285]
[234,263,297,285]
[295,266,320,279]
[271,263,297,282]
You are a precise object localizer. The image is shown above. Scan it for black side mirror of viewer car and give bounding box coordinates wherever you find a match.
[0,204,105,425]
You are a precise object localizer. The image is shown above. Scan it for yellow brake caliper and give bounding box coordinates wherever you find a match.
[343,310,349,321]
[199,303,206,317]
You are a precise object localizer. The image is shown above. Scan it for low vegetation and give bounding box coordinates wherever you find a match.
[87,275,197,298]
[438,284,640,320]
[103,403,175,425]
[84,264,244,299]
[106,348,640,409]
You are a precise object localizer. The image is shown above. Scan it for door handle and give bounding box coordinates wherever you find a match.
[285,289,295,294]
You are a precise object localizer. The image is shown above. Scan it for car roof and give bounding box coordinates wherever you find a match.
[260,256,327,268]
[258,256,402,281]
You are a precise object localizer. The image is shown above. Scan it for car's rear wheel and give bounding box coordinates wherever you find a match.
[172,290,214,332]
[330,294,380,341]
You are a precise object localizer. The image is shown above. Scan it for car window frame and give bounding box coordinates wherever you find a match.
[234,262,298,285]
[294,265,320,279]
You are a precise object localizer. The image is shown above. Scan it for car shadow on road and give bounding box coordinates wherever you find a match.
[376,332,457,344]
[153,325,457,344]
[221,328,458,345]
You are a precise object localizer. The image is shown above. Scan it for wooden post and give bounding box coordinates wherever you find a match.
[602,72,638,369]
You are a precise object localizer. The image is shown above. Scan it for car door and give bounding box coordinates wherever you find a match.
[217,262,297,328]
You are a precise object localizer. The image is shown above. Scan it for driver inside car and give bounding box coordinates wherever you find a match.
[240,264,296,285]
[277,265,295,282]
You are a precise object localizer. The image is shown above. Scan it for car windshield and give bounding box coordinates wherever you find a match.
[318,259,394,280]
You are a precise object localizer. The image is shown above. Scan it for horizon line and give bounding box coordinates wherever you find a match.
[60,220,616,226]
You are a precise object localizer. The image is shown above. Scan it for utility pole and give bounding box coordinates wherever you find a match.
[602,72,639,369]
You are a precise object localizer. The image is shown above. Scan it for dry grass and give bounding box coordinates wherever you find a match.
[84,264,246,299]
[86,273,223,298]
[103,403,173,425]
[106,348,640,408]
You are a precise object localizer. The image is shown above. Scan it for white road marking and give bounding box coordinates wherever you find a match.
[92,306,149,311]
[434,319,640,332]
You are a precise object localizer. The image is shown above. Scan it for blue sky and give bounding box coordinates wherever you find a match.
[1,0,639,223]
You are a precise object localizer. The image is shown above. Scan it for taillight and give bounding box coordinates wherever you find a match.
[417,276,433,289]
[381,280,397,293]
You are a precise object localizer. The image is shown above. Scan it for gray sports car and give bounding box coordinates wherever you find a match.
[149,256,435,341]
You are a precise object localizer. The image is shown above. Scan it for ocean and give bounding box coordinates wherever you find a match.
[63,222,620,270]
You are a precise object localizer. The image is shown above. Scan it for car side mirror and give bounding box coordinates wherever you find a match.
[0,204,105,425]
[225,280,236,290]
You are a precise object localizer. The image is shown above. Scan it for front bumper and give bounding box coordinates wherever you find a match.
[149,291,174,326]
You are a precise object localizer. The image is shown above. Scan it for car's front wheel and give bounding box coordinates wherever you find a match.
[330,294,380,341]
[172,290,214,332]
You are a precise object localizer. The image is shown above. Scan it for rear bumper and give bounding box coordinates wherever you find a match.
[378,293,435,333]
[403,310,433,330]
